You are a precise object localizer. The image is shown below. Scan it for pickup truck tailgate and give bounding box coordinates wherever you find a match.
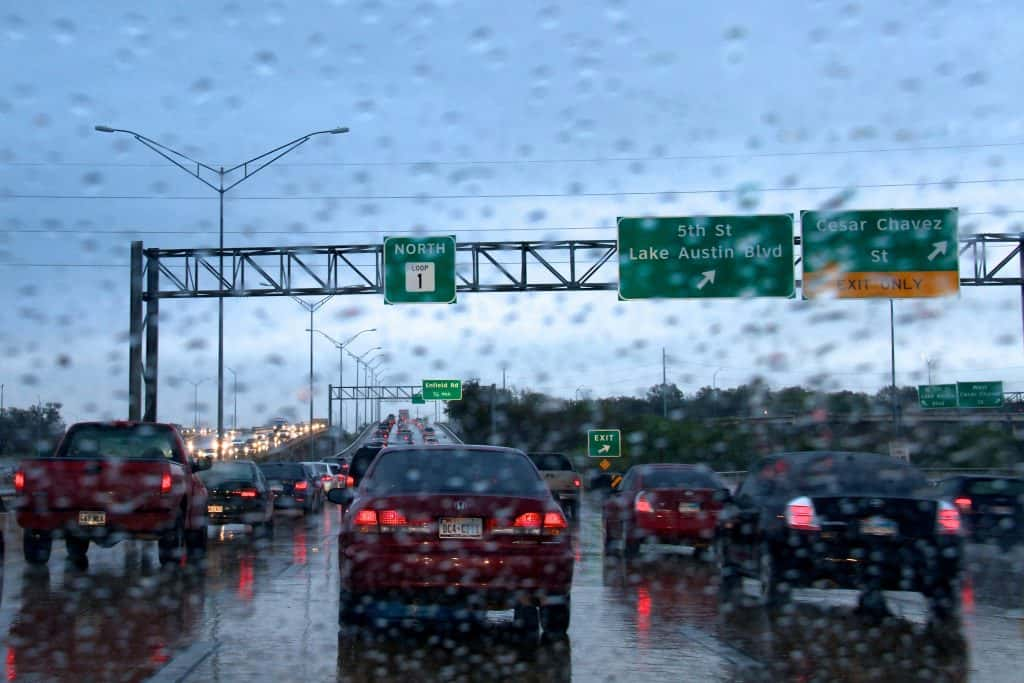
[17,457,180,515]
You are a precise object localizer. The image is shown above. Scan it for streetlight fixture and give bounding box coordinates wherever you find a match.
[311,327,376,434]
[185,378,212,430]
[94,124,349,453]
[349,346,382,430]
[295,296,333,459]
[368,358,385,422]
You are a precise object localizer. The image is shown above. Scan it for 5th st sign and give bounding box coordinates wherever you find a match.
[617,215,794,299]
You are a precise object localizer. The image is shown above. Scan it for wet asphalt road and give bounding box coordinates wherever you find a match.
[2,454,1024,680]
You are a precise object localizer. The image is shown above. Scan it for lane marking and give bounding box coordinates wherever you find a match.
[678,624,764,673]
[145,640,219,683]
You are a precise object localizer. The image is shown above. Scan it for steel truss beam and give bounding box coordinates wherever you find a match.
[331,385,423,401]
[130,233,1024,422]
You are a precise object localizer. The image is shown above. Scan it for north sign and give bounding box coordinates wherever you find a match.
[801,208,959,299]
[383,236,457,304]
[617,215,795,299]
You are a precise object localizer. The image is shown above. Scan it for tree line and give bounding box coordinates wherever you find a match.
[0,403,66,457]
[445,380,1022,472]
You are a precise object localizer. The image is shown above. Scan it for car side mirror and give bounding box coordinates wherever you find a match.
[713,488,733,504]
[327,488,354,506]
[192,456,213,473]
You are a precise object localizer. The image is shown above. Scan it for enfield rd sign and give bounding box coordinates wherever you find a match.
[617,215,794,299]
[421,379,462,401]
[383,236,457,304]
[801,208,959,299]
[588,429,621,458]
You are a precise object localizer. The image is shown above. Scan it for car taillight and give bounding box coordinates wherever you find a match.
[321,475,332,482]
[294,480,308,491]
[379,509,407,527]
[785,496,820,531]
[635,493,653,513]
[236,489,258,498]
[573,478,581,488]
[14,470,25,492]
[353,509,379,531]
[514,512,542,528]
[335,474,345,482]
[543,511,568,535]
[954,496,972,513]
[937,501,962,535]
[492,512,542,536]
[345,476,355,488]
[160,472,172,495]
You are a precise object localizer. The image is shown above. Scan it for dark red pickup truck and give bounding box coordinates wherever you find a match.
[13,421,210,567]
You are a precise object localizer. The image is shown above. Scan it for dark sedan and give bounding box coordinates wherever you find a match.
[717,451,963,619]
[198,460,274,536]
[258,462,323,514]
[938,475,1024,549]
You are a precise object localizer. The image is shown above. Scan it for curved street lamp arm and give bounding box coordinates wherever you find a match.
[222,127,349,189]
[94,126,221,188]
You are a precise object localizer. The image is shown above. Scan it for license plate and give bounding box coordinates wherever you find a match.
[558,493,575,500]
[78,511,106,526]
[439,517,482,539]
[860,516,898,536]
[990,505,1015,515]
[208,505,224,514]
[678,502,701,513]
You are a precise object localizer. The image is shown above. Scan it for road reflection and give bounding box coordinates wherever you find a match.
[719,599,968,682]
[6,564,204,682]
[336,625,571,683]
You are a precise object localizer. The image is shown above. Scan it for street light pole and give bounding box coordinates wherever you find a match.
[226,367,237,431]
[94,125,349,453]
[187,378,210,430]
[349,346,382,431]
[295,296,332,460]
[311,328,376,436]
[363,352,384,425]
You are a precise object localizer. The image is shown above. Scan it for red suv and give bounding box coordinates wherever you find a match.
[329,445,574,633]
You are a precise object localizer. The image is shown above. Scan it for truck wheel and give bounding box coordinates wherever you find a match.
[23,530,52,566]
[513,605,540,633]
[158,517,185,566]
[185,524,208,562]
[540,597,571,634]
[759,542,790,609]
[66,537,89,568]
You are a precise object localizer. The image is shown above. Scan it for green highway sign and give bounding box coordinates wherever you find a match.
[383,235,457,304]
[411,392,426,405]
[918,384,958,409]
[587,429,622,458]
[617,214,794,299]
[957,381,1003,408]
[421,379,462,401]
[801,208,959,299]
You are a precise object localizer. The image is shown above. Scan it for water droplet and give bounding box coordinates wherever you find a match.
[527,209,547,223]
[52,18,75,44]
[253,50,277,76]
[468,26,492,52]
[5,14,26,41]
[538,5,559,30]
[81,171,103,188]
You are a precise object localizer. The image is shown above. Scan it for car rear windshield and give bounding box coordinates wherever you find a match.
[200,462,256,487]
[364,448,546,496]
[259,463,306,480]
[640,467,724,489]
[350,446,384,481]
[963,478,1024,497]
[791,453,927,497]
[58,424,179,460]
[529,453,575,471]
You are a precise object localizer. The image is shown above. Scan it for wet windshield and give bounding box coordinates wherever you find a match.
[3,2,1023,681]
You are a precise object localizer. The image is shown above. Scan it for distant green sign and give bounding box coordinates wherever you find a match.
[957,381,1003,408]
[383,236,457,304]
[587,429,622,458]
[422,379,462,401]
[801,208,959,299]
[411,392,426,405]
[617,215,794,299]
[918,384,958,409]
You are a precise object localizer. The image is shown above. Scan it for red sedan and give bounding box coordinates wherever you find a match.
[603,464,728,557]
[329,445,574,633]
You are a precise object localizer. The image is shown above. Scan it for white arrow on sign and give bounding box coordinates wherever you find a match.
[697,270,716,290]
[598,444,611,454]
[927,241,948,262]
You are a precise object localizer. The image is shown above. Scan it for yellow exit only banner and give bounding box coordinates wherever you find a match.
[802,270,959,299]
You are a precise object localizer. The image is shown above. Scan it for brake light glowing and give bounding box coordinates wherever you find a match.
[785,496,820,531]
[236,489,258,498]
[379,510,407,526]
[513,512,542,528]
[345,476,355,488]
[160,472,172,495]
[573,477,581,488]
[354,509,378,527]
[635,493,653,513]
[294,480,308,491]
[14,470,24,493]
[543,511,568,529]
[937,501,962,535]
[954,496,972,513]
[335,474,346,482]
[321,475,332,482]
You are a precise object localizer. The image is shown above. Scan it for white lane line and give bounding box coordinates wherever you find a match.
[145,640,219,683]
[678,624,764,673]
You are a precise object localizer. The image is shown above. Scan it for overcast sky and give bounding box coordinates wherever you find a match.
[1,0,1023,428]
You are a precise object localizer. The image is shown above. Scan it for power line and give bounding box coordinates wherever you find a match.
[1,176,1022,202]
[3,139,1024,170]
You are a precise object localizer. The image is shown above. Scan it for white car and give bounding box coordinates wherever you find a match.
[302,461,335,493]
